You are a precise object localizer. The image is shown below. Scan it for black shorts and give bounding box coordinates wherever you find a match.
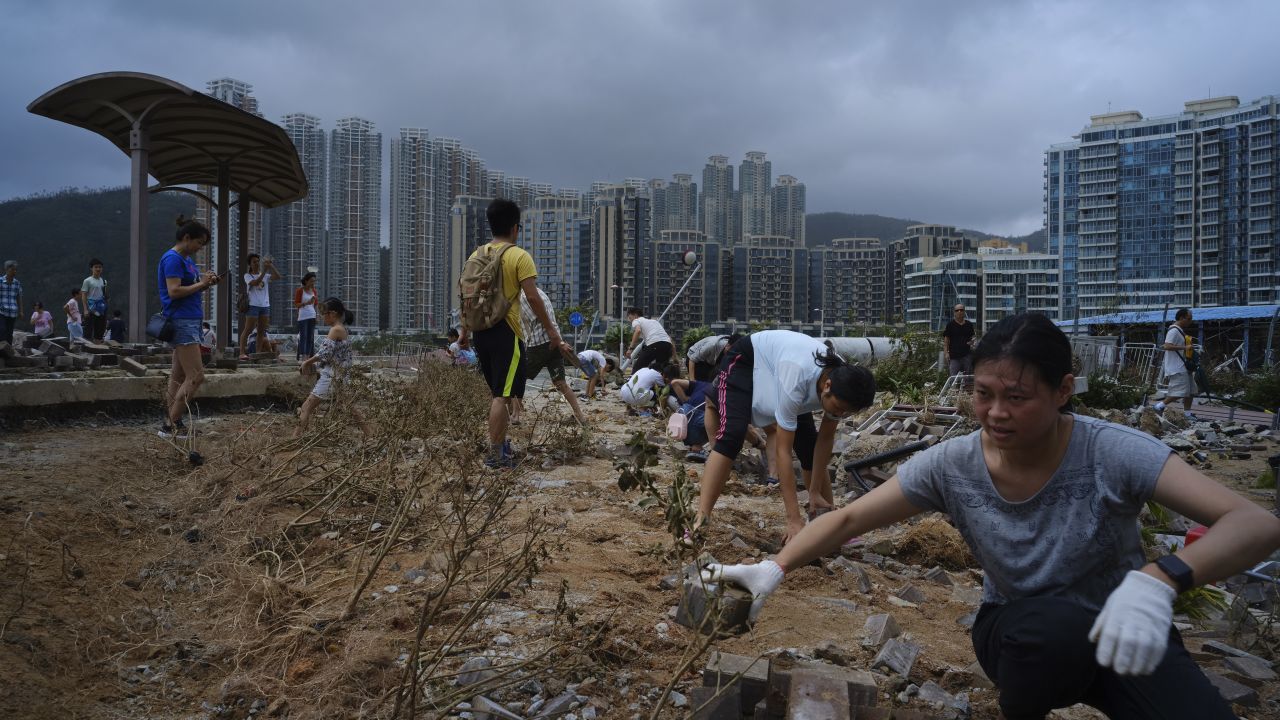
[473,322,526,398]
[633,341,673,372]
[710,339,818,470]
[523,342,565,382]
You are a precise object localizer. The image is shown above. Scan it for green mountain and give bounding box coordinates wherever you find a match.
[806,211,1046,252]
[0,187,196,329]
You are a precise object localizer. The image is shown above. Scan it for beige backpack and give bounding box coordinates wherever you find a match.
[458,243,514,332]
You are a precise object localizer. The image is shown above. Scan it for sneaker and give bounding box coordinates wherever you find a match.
[752,475,780,487]
[685,450,709,463]
[483,454,518,470]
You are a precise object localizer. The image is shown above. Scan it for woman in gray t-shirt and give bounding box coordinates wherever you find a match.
[704,312,1277,719]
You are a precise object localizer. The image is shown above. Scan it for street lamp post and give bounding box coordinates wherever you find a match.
[611,283,625,364]
[814,307,824,335]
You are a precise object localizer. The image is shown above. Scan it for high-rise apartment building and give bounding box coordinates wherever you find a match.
[389,128,436,331]
[771,174,806,245]
[1046,95,1280,316]
[520,195,588,311]
[651,230,721,340]
[328,117,382,330]
[267,113,327,328]
[447,195,495,327]
[904,253,981,331]
[730,235,808,324]
[812,238,888,326]
[197,78,266,320]
[592,185,652,320]
[738,151,772,239]
[648,178,669,240]
[700,155,737,245]
[889,225,972,321]
[978,247,1061,330]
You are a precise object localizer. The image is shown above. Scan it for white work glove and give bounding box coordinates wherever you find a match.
[1089,570,1176,675]
[701,560,784,622]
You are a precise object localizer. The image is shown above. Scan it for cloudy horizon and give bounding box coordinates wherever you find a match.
[2,0,1278,238]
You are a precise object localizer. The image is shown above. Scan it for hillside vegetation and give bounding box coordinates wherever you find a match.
[0,187,195,324]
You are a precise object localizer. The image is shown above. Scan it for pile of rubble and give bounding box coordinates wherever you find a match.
[0,332,280,377]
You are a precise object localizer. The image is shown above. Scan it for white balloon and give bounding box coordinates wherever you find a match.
[683,251,697,266]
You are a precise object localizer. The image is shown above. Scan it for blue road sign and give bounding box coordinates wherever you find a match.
[569,311,584,327]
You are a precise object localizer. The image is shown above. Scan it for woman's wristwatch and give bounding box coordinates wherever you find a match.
[1153,555,1195,594]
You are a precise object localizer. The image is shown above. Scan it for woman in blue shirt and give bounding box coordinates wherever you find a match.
[156,216,220,437]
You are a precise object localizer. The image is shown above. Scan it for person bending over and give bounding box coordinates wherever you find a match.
[625,308,674,371]
[695,330,875,544]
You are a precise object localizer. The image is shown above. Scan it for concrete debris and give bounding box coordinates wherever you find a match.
[1203,671,1259,707]
[923,566,953,586]
[471,695,524,720]
[456,657,495,687]
[861,613,900,647]
[871,638,920,677]
[1222,655,1277,682]
[915,681,970,719]
[894,584,927,604]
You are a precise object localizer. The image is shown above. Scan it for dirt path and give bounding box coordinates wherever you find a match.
[1,389,1277,719]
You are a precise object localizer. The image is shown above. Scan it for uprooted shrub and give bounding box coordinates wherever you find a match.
[873,330,944,405]
[1075,372,1146,410]
[172,363,597,718]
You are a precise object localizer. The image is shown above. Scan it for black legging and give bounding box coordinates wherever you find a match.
[973,596,1235,719]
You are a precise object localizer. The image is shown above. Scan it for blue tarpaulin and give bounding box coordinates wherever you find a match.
[1056,305,1280,330]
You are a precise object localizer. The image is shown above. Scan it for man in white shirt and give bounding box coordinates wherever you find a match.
[625,308,674,372]
[1162,308,1195,414]
[620,366,664,416]
[577,348,614,399]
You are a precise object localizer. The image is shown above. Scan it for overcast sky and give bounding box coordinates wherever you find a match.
[3,0,1278,237]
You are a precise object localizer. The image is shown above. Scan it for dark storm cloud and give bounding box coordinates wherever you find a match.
[2,0,1277,236]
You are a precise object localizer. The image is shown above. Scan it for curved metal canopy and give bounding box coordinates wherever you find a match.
[27,71,307,207]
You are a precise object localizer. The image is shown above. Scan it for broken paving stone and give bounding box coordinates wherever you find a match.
[534,692,577,718]
[669,691,688,707]
[916,681,969,718]
[950,585,983,606]
[471,695,523,720]
[827,557,873,593]
[815,596,859,612]
[675,579,753,635]
[814,640,856,667]
[887,595,918,609]
[704,651,768,711]
[1203,671,1258,707]
[894,584,926,604]
[1163,436,1195,452]
[689,685,741,720]
[964,661,994,689]
[1201,640,1273,667]
[1222,655,1277,682]
[456,657,495,687]
[658,574,679,590]
[862,613,901,647]
[787,668,850,720]
[923,566,953,586]
[872,638,920,677]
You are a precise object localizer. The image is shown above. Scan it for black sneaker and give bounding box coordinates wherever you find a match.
[159,418,188,439]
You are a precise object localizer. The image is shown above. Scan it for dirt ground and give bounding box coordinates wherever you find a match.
[1,382,1279,719]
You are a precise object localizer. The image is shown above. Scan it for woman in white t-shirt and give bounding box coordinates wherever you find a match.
[238,253,280,359]
[294,272,319,360]
[695,330,875,543]
[624,308,674,371]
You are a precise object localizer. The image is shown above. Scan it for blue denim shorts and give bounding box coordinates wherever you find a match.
[246,305,270,318]
[170,318,203,347]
